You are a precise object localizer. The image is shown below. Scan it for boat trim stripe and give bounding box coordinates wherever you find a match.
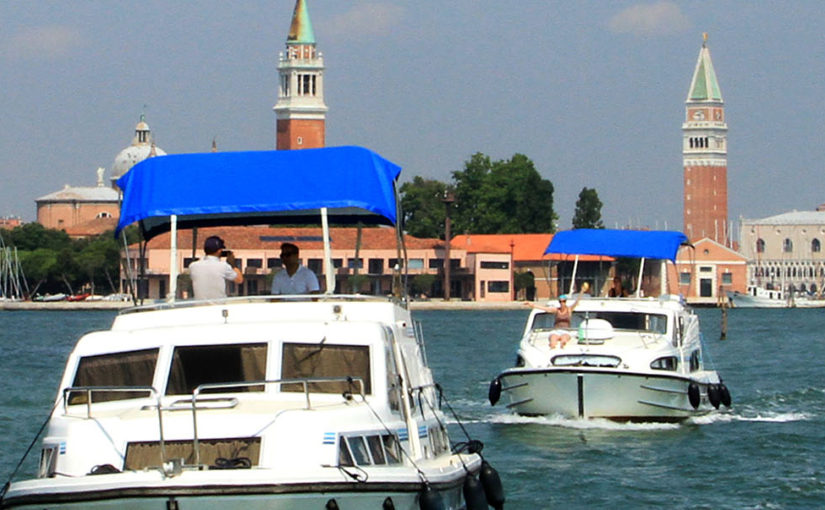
[637,399,695,412]
[505,398,534,409]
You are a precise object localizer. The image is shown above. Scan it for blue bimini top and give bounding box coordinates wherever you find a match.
[545,229,689,262]
[115,146,402,240]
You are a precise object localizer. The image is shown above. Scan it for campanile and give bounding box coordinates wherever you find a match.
[274,0,327,150]
[683,34,728,244]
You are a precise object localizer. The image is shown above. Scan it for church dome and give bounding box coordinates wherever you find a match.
[111,115,167,184]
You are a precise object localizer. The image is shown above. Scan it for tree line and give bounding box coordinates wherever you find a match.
[0,223,137,297]
[400,151,603,239]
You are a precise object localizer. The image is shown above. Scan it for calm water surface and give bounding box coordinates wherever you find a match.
[1,308,823,509]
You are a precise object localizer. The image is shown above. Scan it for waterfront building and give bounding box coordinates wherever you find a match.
[35,116,165,237]
[0,216,23,229]
[672,237,747,302]
[274,0,327,150]
[739,210,825,294]
[126,226,516,303]
[683,33,729,245]
[35,168,119,236]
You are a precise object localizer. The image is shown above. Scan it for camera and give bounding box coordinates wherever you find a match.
[220,250,230,257]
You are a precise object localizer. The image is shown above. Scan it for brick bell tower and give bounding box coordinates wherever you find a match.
[683,33,728,244]
[274,0,327,150]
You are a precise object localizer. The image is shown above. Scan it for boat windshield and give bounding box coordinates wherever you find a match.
[572,312,667,334]
[281,343,371,394]
[530,311,668,334]
[69,348,158,403]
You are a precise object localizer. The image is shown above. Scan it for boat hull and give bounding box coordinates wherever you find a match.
[2,478,468,509]
[498,367,717,422]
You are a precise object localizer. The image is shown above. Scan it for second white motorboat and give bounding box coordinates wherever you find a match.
[489,229,732,422]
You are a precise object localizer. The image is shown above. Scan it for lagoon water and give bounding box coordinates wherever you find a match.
[1,308,823,508]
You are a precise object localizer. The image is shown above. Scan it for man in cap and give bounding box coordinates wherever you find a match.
[189,235,243,299]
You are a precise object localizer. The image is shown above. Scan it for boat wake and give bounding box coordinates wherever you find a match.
[484,412,681,431]
[690,409,810,425]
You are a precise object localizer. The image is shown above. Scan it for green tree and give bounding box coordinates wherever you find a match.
[399,177,450,239]
[5,222,71,252]
[514,271,535,300]
[453,153,556,234]
[19,248,59,296]
[410,273,436,297]
[572,187,604,229]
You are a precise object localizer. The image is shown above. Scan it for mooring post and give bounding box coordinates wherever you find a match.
[718,285,728,340]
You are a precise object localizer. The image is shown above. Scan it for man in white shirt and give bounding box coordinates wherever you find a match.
[270,243,320,295]
[189,236,244,299]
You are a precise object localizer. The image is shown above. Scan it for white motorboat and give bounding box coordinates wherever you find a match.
[727,285,825,308]
[489,229,732,422]
[1,147,504,510]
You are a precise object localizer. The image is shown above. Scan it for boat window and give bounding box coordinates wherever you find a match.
[383,435,401,464]
[338,434,402,467]
[338,437,354,466]
[429,425,449,456]
[367,435,386,464]
[571,312,668,334]
[125,437,260,470]
[166,344,267,395]
[650,356,678,371]
[69,348,159,404]
[281,343,371,394]
[530,312,557,331]
[551,355,621,368]
[689,350,701,372]
[347,436,371,465]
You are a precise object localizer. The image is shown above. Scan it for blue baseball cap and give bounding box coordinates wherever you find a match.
[559,294,568,301]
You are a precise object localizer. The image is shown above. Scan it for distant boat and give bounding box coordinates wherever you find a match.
[727,285,825,308]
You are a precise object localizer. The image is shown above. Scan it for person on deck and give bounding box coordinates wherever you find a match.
[189,236,243,300]
[524,282,589,349]
[270,243,320,295]
[608,276,629,297]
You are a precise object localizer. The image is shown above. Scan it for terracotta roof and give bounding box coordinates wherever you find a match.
[450,233,609,262]
[144,226,443,251]
[63,217,119,238]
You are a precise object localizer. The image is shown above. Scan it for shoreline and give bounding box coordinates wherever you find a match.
[1,297,720,311]
[0,299,525,312]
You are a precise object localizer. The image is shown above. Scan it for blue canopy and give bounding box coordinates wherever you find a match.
[115,146,402,240]
[545,229,689,262]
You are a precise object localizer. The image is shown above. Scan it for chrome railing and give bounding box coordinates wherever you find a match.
[62,386,167,466]
[62,377,365,471]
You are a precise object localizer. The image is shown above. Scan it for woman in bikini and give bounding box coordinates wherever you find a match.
[524,282,589,349]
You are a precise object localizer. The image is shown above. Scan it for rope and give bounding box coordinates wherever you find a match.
[0,399,62,500]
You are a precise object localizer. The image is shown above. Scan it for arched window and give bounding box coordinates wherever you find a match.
[813,239,821,253]
[783,238,793,253]
[96,211,112,218]
[756,239,765,253]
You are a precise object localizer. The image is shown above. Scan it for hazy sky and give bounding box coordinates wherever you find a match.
[1,1,823,236]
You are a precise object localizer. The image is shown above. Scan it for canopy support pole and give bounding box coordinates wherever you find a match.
[168,214,177,303]
[568,255,580,295]
[661,260,667,296]
[635,257,645,297]
[321,207,334,294]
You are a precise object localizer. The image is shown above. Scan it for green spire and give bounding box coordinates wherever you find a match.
[688,33,723,102]
[287,0,316,45]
